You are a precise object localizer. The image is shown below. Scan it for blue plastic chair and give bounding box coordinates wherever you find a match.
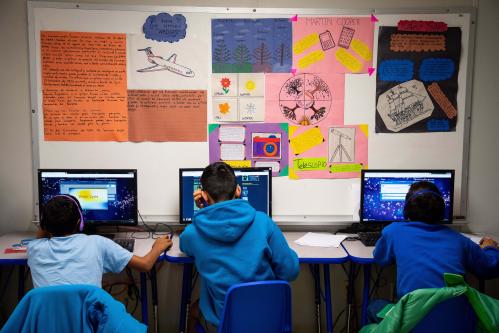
[196,280,292,333]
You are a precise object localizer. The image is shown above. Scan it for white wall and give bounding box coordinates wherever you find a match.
[2,0,498,331]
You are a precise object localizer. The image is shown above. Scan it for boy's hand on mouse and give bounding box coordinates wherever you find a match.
[480,237,498,249]
[153,236,173,252]
[193,189,204,208]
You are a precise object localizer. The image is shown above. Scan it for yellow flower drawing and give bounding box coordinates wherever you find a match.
[245,80,256,92]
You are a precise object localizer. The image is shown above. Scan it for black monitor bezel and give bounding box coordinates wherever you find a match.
[179,167,273,224]
[38,169,138,226]
[360,169,455,224]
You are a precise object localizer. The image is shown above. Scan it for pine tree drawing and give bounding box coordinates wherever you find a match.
[213,40,231,63]
[273,43,291,66]
[253,42,272,65]
[233,43,251,64]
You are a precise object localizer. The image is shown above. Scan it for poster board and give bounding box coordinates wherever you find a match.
[28,2,475,224]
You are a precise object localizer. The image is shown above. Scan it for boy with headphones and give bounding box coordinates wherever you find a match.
[27,195,172,288]
[374,180,498,298]
[180,162,299,332]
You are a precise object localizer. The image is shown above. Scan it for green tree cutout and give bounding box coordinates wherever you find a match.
[233,43,251,64]
[213,40,231,63]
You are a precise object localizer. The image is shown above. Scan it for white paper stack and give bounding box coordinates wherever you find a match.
[294,232,347,248]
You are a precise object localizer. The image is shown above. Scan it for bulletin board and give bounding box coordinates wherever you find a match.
[28,2,476,224]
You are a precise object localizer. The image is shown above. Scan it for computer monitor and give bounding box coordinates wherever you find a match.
[38,169,138,227]
[360,170,454,224]
[179,167,272,223]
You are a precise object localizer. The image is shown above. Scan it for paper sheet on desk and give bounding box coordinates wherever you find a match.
[295,233,347,248]
[461,233,482,245]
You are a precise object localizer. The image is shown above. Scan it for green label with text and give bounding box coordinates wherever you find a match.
[293,157,328,171]
[329,163,363,173]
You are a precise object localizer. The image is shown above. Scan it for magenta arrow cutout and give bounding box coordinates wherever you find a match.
[368,67,375,76]
[290,14,298,22]
[370,14,378,23]
[291,68,297,75]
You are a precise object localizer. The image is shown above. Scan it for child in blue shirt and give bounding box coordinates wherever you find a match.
[180,162,299,331]
[370,181,498,327]
[28,195,172,288]
[374,181,498,298]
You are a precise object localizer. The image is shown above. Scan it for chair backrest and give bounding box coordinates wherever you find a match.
[218,280,292,333]
[1,284,146,333]
[412,295,477,333]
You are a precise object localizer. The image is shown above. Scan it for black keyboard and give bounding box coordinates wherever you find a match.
[358,232,381,247]
[114,238,135,252]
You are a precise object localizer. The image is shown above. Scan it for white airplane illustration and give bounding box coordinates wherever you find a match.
[137,47,195,77]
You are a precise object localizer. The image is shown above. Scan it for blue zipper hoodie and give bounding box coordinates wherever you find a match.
[179,199,299,326]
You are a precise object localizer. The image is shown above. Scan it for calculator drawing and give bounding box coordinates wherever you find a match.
[319,30,335,51]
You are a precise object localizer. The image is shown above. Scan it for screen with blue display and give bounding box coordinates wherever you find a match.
[360,170,454,223]
[179,168,271,223]
[38,170,138,226]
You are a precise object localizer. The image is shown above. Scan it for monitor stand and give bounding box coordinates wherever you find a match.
[83,225,115,239]
[337,222,384,234]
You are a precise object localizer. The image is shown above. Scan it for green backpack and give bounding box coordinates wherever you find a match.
[360,273,499,333]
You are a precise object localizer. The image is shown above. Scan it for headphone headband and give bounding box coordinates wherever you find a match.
[406,189,443,203]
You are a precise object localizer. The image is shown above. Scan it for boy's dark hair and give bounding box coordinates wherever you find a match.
[403,181,445,224]
[40,195,82,236]
[201,162,237,202]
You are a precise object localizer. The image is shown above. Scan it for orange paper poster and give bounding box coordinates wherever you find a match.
[41,31,128,141]
[128,90,207,142]
[292,17,374,74]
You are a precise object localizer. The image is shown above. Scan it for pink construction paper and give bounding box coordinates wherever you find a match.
[292,16,374,74]
[265,73,344,126]
[290,124,368,179]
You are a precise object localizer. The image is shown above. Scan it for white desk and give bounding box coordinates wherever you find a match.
[164,231,349,333]
[0,231,158,325]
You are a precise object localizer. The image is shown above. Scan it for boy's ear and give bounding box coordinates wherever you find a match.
[234,185,241,199]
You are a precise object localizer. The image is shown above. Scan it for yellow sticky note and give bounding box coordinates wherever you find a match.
[289,125,299,138]
[225,160,251,168]
[351,39,372,61]
[359,124,369,138]
[298,50,325,69]
[335,48,363,73]
[293,33,320,55]
[330,163,363,173]
[293,157,328,171]
[290,127,324,155]
[288,166,300,180]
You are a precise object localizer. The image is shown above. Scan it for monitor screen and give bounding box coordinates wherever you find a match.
[179,167,272,223]
[38,169,138,226]
[360,170,454,223]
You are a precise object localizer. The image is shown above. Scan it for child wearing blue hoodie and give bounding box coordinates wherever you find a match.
[179,162,299,332]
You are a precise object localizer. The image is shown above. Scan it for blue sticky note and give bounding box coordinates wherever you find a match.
[378,60,414,82]
[419,58,455,82]
[143,13,187,42]
[427,119,450,131]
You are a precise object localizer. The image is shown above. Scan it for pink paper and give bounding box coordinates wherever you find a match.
[265,73,344,126]
[290,124,368,179]
[292,17,374,74]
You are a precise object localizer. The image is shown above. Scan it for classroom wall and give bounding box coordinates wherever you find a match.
[1,0,498,331]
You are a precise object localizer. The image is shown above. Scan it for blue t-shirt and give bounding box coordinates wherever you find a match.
[374,221,499,299]
[27,234,133,288]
